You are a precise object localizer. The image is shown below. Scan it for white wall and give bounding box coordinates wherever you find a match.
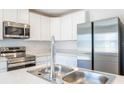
[88,9,124,23]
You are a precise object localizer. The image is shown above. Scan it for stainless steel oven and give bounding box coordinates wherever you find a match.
[0,47,36,71]
[3,21,30,39]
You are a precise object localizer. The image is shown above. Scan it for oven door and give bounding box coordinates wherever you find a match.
[3,26,25,39]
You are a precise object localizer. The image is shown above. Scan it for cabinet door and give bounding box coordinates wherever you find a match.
[0,62,7,69]
[50,18,61,41]
[72,10,86,40]
[0,10,3,40]
[17,9,29,24]
[3,9,18,22]
[0,59,7,73]
[61,15,73,40]
[29,12,41,41]
[41,15,50,41]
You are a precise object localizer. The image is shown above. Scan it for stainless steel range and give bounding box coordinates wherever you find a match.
[0,46,36,71]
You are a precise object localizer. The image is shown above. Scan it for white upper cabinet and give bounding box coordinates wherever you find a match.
[29,12,41,41]
[50,10,86,41]
[72,10,86,40]
[0,10,3,40]
[50,18,61,41]
[61,14,73,40]
[17,9,29,24]
[3,9,18,22]
[3,9,29,24]
[40,15,50,41]
[1,10,86,41]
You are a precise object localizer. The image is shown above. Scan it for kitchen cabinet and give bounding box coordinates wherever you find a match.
[40,15,50,41]
[60,10,86,40]
[72,10,86,40]
[56,54,77,67]
[3,9,18,22]
[29,12,51,41]
[3,9,29,24]
[17,9,29,24]
[0,58,7,73]
[50,18,61,41]
[61,14,73,40]
[0,10,3,40]
[29,12,41,41]
[36,56,50,66]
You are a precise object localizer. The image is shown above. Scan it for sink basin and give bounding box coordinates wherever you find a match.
[27,64,73,82]
[38,64,74,78]
[28,64,115,84]
[62,70,115,84]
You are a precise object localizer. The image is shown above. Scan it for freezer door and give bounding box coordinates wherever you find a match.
[77,22,92,69]
[94,17,119,74]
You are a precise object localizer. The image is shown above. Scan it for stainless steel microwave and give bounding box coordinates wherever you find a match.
[3,21,30,39]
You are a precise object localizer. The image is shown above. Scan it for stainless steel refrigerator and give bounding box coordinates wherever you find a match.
[77,22,93,70]
[77,17,124,75]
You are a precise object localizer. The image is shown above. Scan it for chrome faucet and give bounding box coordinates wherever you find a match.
[50,36,55,80]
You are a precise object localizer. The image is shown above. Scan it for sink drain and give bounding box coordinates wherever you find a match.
[38,73,42,75]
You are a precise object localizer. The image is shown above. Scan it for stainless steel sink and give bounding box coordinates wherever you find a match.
[62,70,115,84]
[27,64,115,84]
[27,64,73,83]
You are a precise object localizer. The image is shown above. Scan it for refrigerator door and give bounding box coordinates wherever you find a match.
[94,17,119,74]
[77,22,92,69]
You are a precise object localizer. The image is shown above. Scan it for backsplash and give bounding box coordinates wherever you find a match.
[0,39,51,56]
[55,40,77,50]
[0,39,77,56]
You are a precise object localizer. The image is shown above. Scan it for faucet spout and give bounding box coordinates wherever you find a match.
[50,36,55,80]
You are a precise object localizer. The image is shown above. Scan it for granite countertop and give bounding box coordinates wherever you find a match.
[0,65,123,84]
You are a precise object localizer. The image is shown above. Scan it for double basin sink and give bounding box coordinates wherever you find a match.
[27,64,115,84]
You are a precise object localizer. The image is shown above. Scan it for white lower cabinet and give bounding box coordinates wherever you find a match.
[36,56,50,66]
[0,58,7,73]
[55,54,77,67]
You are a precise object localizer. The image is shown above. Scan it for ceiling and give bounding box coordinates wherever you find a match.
[31,9,81,17]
